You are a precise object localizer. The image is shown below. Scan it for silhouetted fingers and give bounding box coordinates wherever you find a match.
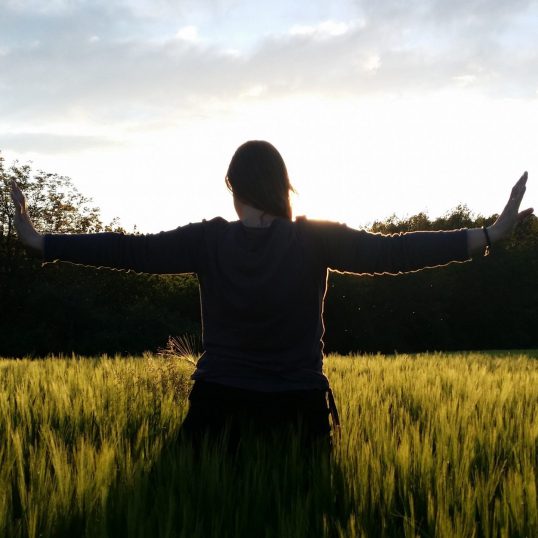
[10,180,27,214]
[508,181,527,211]
[516,171,528,188]
[517,207,534,222]
[10,184,21,214]
[516,186,526,208]
[10,180,21,199]
[511,172,528,198]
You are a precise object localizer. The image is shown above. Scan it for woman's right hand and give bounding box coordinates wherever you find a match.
[10,180,44,255]
[488,171,533,243]
[466,171,533,257]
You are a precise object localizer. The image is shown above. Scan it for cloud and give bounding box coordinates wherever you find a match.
[0,0,537,127]
[175,25,200,43]
[0,132,121,153]
[289,20,355,38]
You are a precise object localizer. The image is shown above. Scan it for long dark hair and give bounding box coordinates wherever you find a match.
[226,140,296,220]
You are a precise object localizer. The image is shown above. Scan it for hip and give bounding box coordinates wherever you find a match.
[181,380,339,449]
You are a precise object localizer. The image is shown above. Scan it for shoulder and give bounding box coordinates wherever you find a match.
[292,217,353,255]
[293,215,350,235]
[199,216,229,229]
[294,215,347,226]
[195,217,236,241]
[166,218,229,242]
[183,216,230,233]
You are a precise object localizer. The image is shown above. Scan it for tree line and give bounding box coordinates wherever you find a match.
[1,153,536,357]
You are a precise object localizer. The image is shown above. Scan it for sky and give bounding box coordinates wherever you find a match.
[1,0,537,233]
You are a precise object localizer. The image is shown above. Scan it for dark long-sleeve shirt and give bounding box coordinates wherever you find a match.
[43,217,470,391]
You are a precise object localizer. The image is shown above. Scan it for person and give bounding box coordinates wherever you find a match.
[10,140,533,455]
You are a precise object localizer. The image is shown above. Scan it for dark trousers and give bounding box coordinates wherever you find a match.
[178,380,333,457]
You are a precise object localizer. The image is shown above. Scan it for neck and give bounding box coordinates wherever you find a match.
[237,202,276,228]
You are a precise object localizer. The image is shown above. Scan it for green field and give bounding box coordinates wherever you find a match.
[1,352,537,537]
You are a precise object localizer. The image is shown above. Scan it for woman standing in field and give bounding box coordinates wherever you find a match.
[10,140,533,454]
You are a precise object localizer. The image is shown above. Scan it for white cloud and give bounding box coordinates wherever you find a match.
[453,75,477,87]
[175,25,200,43]
[5,0,73,15]
[220,48,241,58]
[0,132,120,154]
[289,20,352,38]
[240,84,267,98]
[362,53,381,73]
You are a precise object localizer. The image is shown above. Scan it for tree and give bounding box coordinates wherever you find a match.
[0,151,200,357]
[0,152,119,237]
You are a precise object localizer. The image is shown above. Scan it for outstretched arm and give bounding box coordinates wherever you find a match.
[467,172,533,256]
[10,180,201,274]
[310,172,534,275]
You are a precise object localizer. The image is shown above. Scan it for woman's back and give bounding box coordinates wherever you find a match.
[193,216,328,391]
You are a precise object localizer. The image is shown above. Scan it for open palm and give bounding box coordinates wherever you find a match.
[10,180,43,253]
[492,172,533,240]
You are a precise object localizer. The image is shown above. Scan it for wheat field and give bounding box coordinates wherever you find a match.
[1,351,537,537]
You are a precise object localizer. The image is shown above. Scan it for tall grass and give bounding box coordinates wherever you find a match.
[1,351,537,537]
